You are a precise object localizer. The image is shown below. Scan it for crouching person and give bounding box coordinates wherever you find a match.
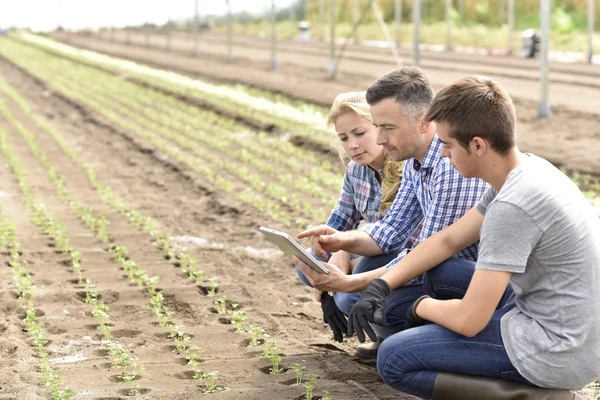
[348,76,600,399]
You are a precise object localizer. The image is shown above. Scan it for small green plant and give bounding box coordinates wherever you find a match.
[215,296,228,314]
[248,324,268,346]
[201,371,224,393]
[322,390,333,400]
[109,244,129,262]
[83,279,98,304]
[231,309,246,333]
[144,275,160,293]
[207,277,218,296]
[51,386,75,400]
[169,325,190,353]
[303,373,319,400]
[291,363,305,387]
[262,341,283,374]
[187,345,203,379]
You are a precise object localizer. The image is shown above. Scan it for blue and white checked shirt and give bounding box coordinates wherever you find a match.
[363,135,488,278]
[326,161,383,232]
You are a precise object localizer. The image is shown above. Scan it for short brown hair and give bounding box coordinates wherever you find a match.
[425,76,516,156]
[366,67,434,124]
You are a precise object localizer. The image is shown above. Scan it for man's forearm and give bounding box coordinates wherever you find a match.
[340,230,384,256]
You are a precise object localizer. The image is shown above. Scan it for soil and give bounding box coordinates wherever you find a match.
[50,30,600,176]
[0,30,598,400]
[0,57,412,399]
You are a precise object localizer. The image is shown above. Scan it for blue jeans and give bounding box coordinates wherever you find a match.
[296,250,425,339]
[377,258,525,399]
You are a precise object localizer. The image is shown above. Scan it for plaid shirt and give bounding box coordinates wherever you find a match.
[326,161,384,231]
[363,135,488,280]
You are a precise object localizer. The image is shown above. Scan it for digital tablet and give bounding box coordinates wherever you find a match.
[259,226,330,275]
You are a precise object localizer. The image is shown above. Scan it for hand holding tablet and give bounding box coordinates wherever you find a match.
[259,226,330,275]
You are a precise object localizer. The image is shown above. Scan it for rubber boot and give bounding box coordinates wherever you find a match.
[432,372,587,400]
[355,336,383,360]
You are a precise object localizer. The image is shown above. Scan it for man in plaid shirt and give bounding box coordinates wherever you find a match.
[296,67,488,359]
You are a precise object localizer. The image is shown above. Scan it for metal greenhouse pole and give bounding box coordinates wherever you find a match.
[508,0,514,55]
[371,1,403,65]
[329,0,336,78]
[193,0,199,57]
[445,0,451,51]
[539,0,550,118]
[354,0,361,44]
[413,0,421,67]
[395,0,401,48]
[271,0,278,69]
[588,0,595,64]
[226,0,233,61]
[319,0,325,41]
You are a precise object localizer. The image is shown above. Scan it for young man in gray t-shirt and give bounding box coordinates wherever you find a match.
[346,76,600,399]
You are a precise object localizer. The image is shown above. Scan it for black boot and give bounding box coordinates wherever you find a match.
[432,372,586,400]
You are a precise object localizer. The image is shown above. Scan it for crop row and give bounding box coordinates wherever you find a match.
[0,37,343,227]
[0,77,334,398]
[16,31,333,147]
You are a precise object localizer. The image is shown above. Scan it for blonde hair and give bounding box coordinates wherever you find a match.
[327,91,404,216]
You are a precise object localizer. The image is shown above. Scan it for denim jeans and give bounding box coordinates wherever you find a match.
[296,250,425,339]
[377,258,525,399]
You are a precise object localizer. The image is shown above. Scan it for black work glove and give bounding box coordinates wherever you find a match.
[404,295,431,330]
[321,292,347,342]
[347,278,390,343]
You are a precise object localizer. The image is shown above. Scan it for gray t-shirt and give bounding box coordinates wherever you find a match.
[476,154,600,389]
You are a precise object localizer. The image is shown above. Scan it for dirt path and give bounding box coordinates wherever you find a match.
[0,57,412,399]
[50,31,600,176]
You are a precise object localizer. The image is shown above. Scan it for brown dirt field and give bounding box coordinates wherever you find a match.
[0,56,413,399]
[50,30,600,176]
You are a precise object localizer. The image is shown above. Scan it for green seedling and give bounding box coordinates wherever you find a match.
[51,386,75,400]
[248,324,269,346]
[148,293,165,316]
[92,303,111,326]
[262,341,283,374]
[144,275,160,293]
[207,277,218,296]
[109,245,129,262]
[24,303,37,325]
[291,363,305,386]
[123,259,137,280]
[133,270,147,287]
[231,309,246,333]
[188,268,204,284]
[201,371,224,393]
[98,323,111,341]
[215,296,228,314]
[169,325,190,353]
[322,390,333,400]
[158,307,173,328]
[84,280,98,304]
[303,373,319,400]
[187,345,203,379]
[177,252,197,271]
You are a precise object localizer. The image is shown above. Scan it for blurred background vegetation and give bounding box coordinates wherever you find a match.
[203,0,599,53]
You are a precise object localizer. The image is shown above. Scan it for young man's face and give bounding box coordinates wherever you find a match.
[437,121,478,177]
[369,97,422,162]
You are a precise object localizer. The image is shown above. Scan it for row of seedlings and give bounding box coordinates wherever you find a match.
[0,126,75,399]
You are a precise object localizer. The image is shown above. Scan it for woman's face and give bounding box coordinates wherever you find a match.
[335,111,385,168]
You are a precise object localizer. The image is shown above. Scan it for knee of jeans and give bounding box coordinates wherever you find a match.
[377,338,412,390]
[295,265,313,287]
[334,292,357,316]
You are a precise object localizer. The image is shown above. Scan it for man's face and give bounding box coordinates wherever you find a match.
[437,122,478,177]
[369,97,422,162]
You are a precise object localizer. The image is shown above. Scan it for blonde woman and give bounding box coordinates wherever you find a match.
[296,91,413,346]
